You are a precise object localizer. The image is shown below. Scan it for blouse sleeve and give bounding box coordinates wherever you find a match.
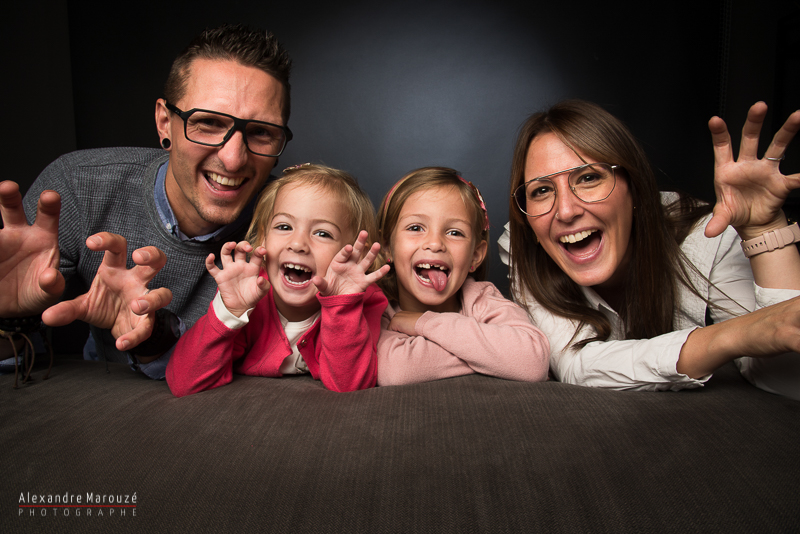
[529,300,705,391]
[499,223,707,391]
[503,220,800,393]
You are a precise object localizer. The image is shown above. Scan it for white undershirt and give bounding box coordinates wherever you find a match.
[278,312,318,375]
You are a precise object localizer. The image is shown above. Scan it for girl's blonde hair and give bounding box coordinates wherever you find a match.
[377,166,490,303]
[245,163,382,271]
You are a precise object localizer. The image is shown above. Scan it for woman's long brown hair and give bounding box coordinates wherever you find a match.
[507,100,712,347]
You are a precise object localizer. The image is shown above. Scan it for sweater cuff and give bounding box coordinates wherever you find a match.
[318,291,365,308]
[414,311,438,336]
[212,292,253,330]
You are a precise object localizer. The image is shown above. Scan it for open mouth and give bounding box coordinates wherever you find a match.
[282,263,313,286]
[559,229,602,256]
[415,262,450,292]
[206,171,245,191]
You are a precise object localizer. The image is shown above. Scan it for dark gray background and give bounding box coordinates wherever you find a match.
[7,0,799,294]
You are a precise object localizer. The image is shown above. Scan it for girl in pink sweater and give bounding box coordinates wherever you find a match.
[376,167,549,385]
[167,164,390,396]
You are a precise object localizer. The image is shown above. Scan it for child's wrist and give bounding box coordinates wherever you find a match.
[213,293,251,328]
[220,296,248,318]
[328,281,367,297]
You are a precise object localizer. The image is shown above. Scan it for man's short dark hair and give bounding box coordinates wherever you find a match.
[164,24,292,123]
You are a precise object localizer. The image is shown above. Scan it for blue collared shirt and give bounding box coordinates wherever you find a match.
[153,162,257,243]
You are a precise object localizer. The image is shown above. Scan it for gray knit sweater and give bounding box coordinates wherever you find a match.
[23,147,250,362]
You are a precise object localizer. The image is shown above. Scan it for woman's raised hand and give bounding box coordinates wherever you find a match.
[705,102,800,240]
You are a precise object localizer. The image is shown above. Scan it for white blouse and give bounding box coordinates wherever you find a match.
[499,194,800,398]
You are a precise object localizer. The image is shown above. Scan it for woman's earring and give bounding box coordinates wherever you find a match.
[161,138,171,149]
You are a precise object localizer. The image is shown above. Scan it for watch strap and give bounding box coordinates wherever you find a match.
[741,223,800,258]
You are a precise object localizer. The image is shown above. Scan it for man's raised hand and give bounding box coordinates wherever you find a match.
[42,232,173,352]
[0,181,64,316]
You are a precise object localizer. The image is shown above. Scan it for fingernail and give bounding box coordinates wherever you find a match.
[88,236,101,247]
[137,299,150,313]
[120,340,129,351]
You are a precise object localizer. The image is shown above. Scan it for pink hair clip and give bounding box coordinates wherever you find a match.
[283,162,311,172]
[458,176,490,231]
[380,173,490,233]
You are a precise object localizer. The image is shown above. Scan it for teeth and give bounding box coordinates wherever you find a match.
[284,263,311,272]
[284,276,306,286]
[559,230,597,244]
[208,172,244,187]
[416,263,448,271]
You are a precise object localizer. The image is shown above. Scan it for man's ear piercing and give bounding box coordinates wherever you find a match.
[161,138,171,149]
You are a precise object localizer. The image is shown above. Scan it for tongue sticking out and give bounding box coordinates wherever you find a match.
[421,268,448,292]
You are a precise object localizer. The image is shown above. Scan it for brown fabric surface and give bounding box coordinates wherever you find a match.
[2,359,799,533]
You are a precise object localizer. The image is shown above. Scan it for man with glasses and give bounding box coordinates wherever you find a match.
[0,24,292,378]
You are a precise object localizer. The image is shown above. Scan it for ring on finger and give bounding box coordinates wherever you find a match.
[765,155,785,162]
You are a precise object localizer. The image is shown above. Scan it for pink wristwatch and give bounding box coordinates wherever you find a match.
[740,222,800,258]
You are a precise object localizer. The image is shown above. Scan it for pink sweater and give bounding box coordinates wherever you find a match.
[167,284,388,396]
[377,279,550,385]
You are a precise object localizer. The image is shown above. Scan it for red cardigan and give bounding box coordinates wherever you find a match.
[167,284,387,396]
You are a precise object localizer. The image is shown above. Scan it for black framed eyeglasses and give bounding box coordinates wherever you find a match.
[513,163,619,217]
[165,102,293,157]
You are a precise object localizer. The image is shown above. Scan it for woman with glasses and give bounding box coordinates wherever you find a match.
[499,99,800,398]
